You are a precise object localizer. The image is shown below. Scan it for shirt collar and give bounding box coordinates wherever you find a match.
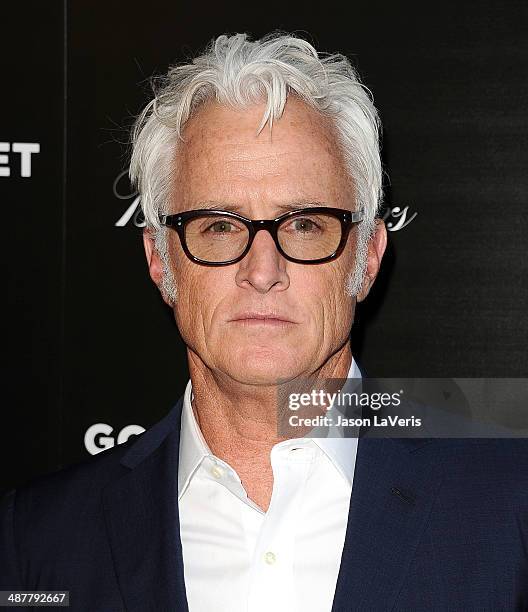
[309,358,360,488]
[178,357,362,499]
[178,379,212,500]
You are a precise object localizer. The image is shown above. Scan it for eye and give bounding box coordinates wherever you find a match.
[294,218,315,232]
[285,216,323,233]
[203,219,241,234]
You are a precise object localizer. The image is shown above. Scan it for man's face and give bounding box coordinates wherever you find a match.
[145,96,383,385]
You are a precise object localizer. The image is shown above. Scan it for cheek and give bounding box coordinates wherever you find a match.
[292,263,353,329]
[172,259,231,337]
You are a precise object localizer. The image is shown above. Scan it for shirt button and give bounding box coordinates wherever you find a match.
[263,551,277,565]
[210,465,224,479]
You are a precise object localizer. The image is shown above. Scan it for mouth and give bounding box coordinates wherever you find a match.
[229,312,298,327]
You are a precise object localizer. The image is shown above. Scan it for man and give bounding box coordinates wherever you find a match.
[1,32,527,611]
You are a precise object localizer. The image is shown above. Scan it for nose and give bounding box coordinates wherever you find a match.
[234,227,290,294]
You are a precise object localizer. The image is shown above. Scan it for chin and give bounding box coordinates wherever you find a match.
[226,346,307,385]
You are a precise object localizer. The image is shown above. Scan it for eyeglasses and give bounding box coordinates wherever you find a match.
[159,206,364,266]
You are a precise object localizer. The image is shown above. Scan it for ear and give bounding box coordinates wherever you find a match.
[142,228,174,306]
[143,228,164,284]
[356,218,387,303]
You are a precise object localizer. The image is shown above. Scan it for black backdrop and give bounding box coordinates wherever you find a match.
[2,0,527,496]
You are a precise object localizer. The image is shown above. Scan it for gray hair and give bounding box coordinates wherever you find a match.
[129,32,383,300]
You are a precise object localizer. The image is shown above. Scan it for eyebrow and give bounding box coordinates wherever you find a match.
[194,200,330,213]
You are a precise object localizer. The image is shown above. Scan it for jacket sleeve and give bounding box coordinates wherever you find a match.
[0,489,23,590]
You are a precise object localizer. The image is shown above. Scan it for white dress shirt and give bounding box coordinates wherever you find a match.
[178,359,361,612]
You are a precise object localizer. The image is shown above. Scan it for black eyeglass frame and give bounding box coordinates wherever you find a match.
[159,206,364,266]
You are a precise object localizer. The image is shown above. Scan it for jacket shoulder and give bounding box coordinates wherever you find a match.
[17,432,139,503]
[430,438,528,504]
[0,436,141,589]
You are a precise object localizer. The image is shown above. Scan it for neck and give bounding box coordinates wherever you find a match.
[187,345,353,511]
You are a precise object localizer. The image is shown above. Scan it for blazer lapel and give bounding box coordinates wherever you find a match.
[331,436,444,611]
[102,397,188,612]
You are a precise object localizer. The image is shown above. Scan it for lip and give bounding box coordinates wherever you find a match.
[229,312,297,325]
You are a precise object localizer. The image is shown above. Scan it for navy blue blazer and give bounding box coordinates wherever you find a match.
[1,396,527,611]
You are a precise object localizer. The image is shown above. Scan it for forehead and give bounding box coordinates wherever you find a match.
[172,96,353,210]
